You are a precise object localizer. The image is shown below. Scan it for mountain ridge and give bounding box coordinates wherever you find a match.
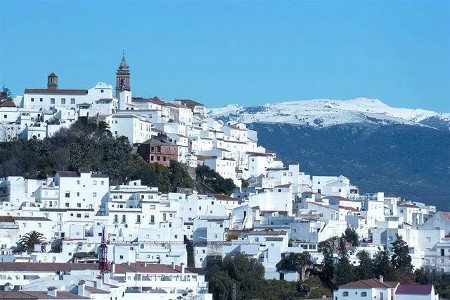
[209,98,450,130]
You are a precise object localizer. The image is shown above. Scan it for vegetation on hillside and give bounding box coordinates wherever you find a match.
[195,165,236,195]
[0,118,235,194]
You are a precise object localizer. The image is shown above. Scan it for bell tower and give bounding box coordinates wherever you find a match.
[115,53,130,98]
[47,73,58,89]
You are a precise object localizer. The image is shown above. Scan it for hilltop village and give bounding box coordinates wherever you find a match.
[0,57,448,300]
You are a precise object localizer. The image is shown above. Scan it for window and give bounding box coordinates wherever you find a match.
[61,98,66,104]
[77,180,80,185]
[101,181,104,185]
[93,192,97,197]
[137,215,141,223]
[343,292,349,297]
[441,249,445,256]
[76,214,81,218]
[119,255,123,259]
[93,180,97,185]
[65,203,70,207]
[65,191,70,198]
[150,215,155,223]
[39,98,43,102]
[77,203,81,208]
[361,292,367,297]
[71,98,75,104]
[31,97,35,102]
[50,98,55,104]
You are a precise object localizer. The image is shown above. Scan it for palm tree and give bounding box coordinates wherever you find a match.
[19,231,45,252]
[97,121,112,137]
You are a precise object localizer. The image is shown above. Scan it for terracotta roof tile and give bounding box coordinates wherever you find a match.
[396,284,432,295]
[339,279,398,289]
[24,89,88,95]
[0,100,17,108]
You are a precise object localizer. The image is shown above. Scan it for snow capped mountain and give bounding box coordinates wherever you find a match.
[209,98,450,130]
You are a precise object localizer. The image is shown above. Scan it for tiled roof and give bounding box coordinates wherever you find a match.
[396,284,432,295]
[212,194,238,201]
[0,100,17,108]
[338,205,359,212]
[398,203,419,208]
[24,291,89,299]
[245,230,287,236]
[85,286,110,294]
[246,151,273,157]
[274,183,292,188]
[13,216,51,221]
[141,137,176,147]
[24,89,88,95]
[0,262,99,272]
[0,216,50,222]
[440,211,450,220]
[339,279,398,289]
[57,171,79,177]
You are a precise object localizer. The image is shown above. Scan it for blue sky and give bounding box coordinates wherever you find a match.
[0,1,449,111]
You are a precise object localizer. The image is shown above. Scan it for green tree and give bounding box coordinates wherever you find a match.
[391,234,413,273]
[195,165,236,195]
[97,121,112,137]
[343,228,359,247]
[276,252,313,280]
[335,238,355,286]
[318,237,338,289]
[356,250,374,280]
[19,231,45,252]
[373,247,395,281]
[206,254,265,300]
[0,86,12,103]
[168,160,195,191]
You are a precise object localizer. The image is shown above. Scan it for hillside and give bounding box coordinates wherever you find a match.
[248,122,450,211]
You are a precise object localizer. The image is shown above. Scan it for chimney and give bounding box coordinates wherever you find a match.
[77,280,86,296]
[379,275,384,282]
[171,261,175,269]
[111,262,116,274]
[181,262,185,275]
[47,287,57,297]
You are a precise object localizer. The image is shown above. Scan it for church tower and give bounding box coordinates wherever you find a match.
[115,54,130,98]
